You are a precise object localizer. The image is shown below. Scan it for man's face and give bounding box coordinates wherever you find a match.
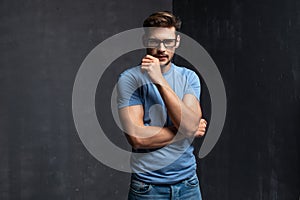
[144,27,180,67]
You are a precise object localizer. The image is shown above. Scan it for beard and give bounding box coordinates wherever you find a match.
[153,54,171,67]
[159,58,171,68]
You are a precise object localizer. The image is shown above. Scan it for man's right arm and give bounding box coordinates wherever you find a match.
[118,105,186,149]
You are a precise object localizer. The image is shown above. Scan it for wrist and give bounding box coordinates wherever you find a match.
[154,77,168,88]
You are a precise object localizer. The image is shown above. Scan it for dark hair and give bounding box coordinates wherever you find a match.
[143,11,182,31]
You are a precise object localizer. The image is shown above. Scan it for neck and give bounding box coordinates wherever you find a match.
[160,62,172,74]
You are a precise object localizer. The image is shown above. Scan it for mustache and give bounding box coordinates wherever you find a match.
[154,54,169,58]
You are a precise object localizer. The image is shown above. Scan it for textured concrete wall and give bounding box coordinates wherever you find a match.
[0,1,172,199]
[174,0,300,199]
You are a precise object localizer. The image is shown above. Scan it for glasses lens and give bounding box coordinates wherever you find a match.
[163,39,176,47]
[147,39,160,47]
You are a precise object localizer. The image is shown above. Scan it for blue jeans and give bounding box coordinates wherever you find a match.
[128,174,202,200]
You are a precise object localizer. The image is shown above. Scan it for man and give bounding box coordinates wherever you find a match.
[117,11,207,200]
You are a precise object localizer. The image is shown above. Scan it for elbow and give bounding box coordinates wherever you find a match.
[125,134,147,149]
[132,138,151,149]
[131,137,143,149]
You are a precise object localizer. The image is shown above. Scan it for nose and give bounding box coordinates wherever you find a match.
[157,41,166,51]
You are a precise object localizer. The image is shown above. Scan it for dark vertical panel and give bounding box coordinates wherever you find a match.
[0,1,172,200]
[174,0,300,199]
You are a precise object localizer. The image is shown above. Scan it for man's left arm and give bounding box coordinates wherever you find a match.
[141,55,202,136]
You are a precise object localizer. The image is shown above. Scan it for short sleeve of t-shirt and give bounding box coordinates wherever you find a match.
[117,71,143,109]
[183,71,201,101]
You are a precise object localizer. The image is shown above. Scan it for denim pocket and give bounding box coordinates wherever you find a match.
[184,174,199,188]
[130,179,152,194]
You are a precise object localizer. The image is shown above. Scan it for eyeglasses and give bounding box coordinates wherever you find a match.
[145,38,177,49]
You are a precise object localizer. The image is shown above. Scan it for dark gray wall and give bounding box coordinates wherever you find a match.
[1,0,299,199]
[0,1,171,199]
[174,0,300,200]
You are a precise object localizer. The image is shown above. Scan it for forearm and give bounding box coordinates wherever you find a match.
[126,126,186,149]
[155,81,201,136]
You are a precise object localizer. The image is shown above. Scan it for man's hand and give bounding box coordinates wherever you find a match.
[141,55,165,84]
[194,118,207,137]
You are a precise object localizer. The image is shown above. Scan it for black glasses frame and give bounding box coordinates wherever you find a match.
[144,38,177,49]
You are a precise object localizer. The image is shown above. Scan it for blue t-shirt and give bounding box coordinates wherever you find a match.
[117,63,201,184]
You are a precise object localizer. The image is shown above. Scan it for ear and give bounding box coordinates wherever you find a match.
[175,34,181,48]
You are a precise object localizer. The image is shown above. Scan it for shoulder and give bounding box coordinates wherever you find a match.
[119,65,142,79]
[172,63,199,79]
[118,66,147,85]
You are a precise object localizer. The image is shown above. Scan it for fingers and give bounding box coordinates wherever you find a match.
[142,55,158,64]
[195,118,208,137]
[200,118,207,126]
[141,57,155,68]
[141,55,160,73]
[141,57,153,72]
[199,119,207,129]
[144,54,156,60]
[194,130,205,137]
[142,58,153,64]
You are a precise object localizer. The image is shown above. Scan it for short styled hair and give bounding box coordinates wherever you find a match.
[143,11,182,31]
